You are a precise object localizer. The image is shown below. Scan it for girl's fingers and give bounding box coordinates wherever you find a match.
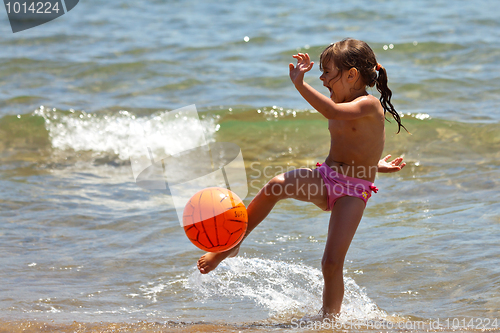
[294,53,311,62]
[291,53,312,70]
[382,155,391,161]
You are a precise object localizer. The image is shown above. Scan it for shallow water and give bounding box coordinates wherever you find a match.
[1,0,500,332]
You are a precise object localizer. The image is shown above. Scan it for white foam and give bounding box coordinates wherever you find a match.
[186,257,387,322]
[139,282,166,303]
[33,106,217,161]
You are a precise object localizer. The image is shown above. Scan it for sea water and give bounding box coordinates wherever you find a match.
[0,0,499,332]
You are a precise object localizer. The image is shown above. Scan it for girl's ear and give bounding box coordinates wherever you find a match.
[347,67,359,81]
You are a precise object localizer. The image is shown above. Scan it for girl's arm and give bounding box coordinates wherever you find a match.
[289,53,376,120]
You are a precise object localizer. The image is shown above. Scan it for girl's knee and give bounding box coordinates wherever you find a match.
[321,256,344,277]
[263,174,287,200]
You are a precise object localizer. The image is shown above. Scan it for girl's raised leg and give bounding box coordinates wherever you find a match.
[197,168,328,274]
[321,196,366,317]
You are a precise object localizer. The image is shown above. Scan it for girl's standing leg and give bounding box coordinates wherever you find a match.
[321,196,366,317]
[197,168,328,273]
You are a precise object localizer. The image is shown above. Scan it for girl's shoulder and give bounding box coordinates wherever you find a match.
[353,94,384,116]
[355,93,379,104]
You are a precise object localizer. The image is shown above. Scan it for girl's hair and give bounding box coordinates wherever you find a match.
[320,38,408,133]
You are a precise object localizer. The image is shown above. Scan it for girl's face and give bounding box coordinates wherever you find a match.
[319,61,344,102]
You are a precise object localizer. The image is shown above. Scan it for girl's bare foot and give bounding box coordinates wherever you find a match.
[197,246,240,274]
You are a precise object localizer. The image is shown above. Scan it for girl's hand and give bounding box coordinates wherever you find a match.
[289,53,314,86]
[377,155,406,173]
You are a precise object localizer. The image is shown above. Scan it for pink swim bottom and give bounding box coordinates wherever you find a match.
[316,163,378,211]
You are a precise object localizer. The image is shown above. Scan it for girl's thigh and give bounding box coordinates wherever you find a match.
[323,196,366,261]
[267,168,328,210]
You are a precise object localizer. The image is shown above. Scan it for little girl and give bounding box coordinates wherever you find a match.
[197,38,406,318]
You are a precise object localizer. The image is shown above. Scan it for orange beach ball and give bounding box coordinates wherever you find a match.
[183,187,248,252]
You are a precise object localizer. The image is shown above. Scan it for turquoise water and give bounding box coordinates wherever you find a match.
[1,0,499,331]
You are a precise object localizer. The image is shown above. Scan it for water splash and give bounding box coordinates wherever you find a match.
[33,106,217,161]
[186,257,387,322]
